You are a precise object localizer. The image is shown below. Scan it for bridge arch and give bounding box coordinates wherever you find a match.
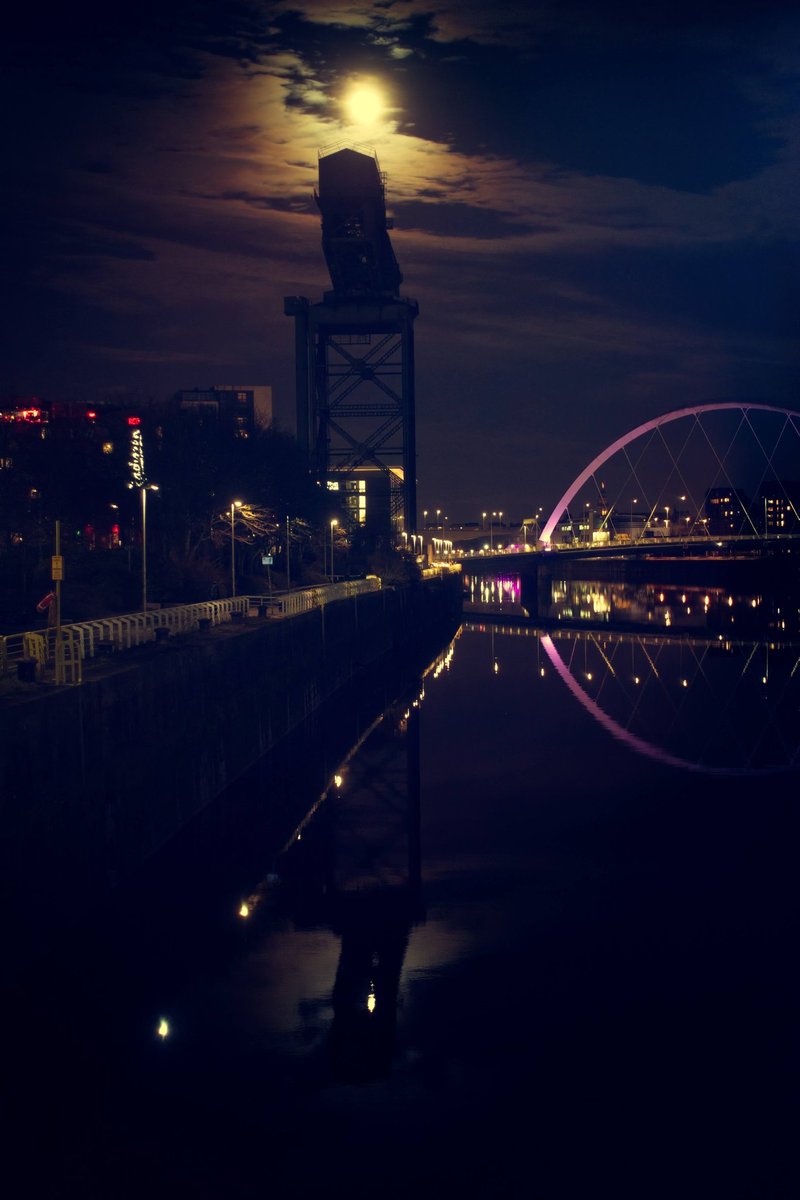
[539,401,800,546]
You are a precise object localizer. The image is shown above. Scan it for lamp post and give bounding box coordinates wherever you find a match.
[330,518,338,582]
[128,426,158,612]
[140,484,160,612]
[230,500,242,596]
[285,515,291,590]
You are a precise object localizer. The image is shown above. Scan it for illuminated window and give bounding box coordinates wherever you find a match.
[102,441,114,455]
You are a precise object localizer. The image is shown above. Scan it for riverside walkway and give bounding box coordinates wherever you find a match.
[0,578,381,689]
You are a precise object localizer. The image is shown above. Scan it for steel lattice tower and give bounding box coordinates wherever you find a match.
[285,146,418,536]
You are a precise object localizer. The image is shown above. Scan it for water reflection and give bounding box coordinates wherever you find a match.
[233,656,445,1082]
[465,569,800,639]
[543,578,800,637]
[464,620,800,774]
[278,698,423,1081]
[464,573,527,615]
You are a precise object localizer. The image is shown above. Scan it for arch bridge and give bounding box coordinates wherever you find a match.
[533,402,800,554]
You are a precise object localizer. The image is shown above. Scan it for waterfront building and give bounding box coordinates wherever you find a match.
[176,384,272,436]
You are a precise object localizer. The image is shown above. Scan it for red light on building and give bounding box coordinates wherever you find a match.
[127,416,141,426]
[86,410,97,419]
[19,408,42,422]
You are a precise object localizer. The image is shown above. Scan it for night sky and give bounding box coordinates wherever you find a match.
[2,1,798,520]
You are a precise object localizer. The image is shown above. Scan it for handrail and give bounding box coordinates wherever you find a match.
[0,578,382,679]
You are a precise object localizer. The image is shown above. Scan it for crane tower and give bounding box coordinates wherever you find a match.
[285,146,418,537]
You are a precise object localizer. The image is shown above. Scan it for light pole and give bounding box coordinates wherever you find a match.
[285,515,291,590]
[436,508,441,529]
[330,518,338,582]
[128,426,158,612]
[230,500,242,596]
[140,484,160,612]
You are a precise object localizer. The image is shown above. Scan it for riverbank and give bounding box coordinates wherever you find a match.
[0,576,460,973]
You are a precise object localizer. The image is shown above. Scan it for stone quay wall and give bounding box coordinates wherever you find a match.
[0,578,460,915]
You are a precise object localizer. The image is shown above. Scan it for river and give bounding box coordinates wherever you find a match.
[5,571,799,1198]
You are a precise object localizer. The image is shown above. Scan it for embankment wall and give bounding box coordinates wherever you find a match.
[0,579,460,917]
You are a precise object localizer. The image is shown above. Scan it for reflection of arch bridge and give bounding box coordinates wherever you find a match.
[463,621,800,775]
[537,402,800,550]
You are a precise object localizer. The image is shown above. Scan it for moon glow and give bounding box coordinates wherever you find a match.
[344,83,385,125]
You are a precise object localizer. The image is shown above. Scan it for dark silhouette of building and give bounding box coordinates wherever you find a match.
[285,146,418,539]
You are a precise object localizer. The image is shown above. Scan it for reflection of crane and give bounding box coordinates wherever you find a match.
[285,146,418,538]
[275,697,424,1082]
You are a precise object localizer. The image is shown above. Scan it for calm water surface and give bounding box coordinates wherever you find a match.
[7,584,800,1199]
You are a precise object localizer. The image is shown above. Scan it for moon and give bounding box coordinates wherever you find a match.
[344,82,385,125]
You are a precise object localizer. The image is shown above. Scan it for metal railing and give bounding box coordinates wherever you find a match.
[262,577,381,618]
[0,578,382,681]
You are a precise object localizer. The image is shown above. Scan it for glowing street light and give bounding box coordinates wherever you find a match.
[230,500,243,596]
[330,518,338,582]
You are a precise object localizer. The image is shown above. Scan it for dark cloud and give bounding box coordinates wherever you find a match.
[192,189,315,213]
[393,200,551,239]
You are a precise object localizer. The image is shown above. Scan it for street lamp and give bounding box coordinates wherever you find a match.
[230,500,242,596]
[128,426,158,612]
[436,508,441,529]
[330,518,338,582]
[285,514,291,590]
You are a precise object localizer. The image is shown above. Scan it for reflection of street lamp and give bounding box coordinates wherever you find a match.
[230,500,242,596]
[330,518,338,582]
